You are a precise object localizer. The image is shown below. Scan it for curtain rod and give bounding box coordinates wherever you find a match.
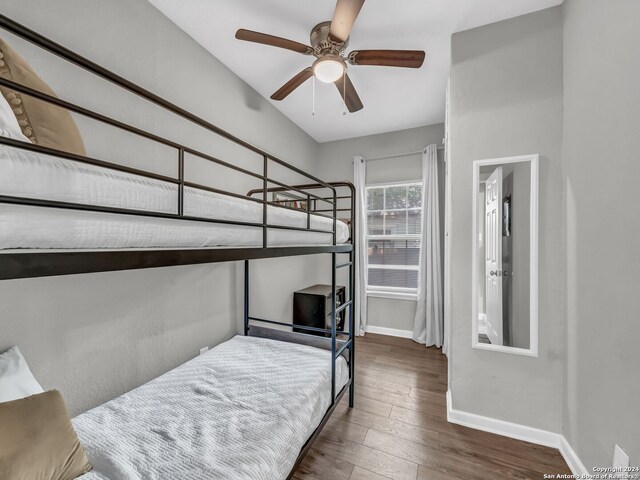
[365,146,444,162]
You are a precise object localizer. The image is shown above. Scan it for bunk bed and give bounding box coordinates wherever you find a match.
[0,14,355,480]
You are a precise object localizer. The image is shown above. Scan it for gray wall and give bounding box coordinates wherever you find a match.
[317,125,444,332]
[318,125,444,183]
[0,0,325,416]
[562,0,640,469]
[449,7,564,431]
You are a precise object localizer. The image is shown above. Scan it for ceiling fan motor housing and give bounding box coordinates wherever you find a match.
[310,21,348,57]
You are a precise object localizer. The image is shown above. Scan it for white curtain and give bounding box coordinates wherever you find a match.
[412,145,444,346]
[353,156,368,336]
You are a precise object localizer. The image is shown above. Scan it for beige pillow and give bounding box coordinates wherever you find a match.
[0,390,92,480]
[0,37,86,156]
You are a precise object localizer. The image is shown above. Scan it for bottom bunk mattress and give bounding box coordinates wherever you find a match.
[73,335,349,480]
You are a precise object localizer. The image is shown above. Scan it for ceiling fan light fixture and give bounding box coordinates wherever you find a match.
[313,56,345,83]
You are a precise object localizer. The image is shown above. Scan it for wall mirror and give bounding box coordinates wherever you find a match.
[472,154,538,356]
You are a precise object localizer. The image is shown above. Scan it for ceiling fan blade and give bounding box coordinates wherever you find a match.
[329,0,365,43]
[271,68,314,101]
[335,73,363,112]
[235,29,313,55]
[348,50,426,68]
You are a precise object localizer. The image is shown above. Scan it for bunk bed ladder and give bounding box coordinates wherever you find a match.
[333,248,355,408]
[331,188,356,408]
[331,189,336,401]
[331,250,336,402]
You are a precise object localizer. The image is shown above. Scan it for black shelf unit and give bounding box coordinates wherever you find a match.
[294,284,346,336]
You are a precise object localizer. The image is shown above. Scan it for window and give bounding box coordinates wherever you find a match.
[366,182,422,298]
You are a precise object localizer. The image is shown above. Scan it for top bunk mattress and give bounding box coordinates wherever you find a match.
[73,335,349,480]
[0,146,349,249]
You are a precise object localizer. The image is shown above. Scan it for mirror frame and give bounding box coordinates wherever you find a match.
[471,154,539,357]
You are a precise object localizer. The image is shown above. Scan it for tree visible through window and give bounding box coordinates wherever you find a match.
[366,182,422,296]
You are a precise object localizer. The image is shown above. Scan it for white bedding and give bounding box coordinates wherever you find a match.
[0,146,349,249]
[73,335,349,480]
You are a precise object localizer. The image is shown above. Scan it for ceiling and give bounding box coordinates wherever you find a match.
[149,0,562,143]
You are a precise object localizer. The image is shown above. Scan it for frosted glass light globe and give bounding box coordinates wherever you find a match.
[313,58,345,83]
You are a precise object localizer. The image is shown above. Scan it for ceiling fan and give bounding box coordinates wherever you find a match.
[235,0,425,113]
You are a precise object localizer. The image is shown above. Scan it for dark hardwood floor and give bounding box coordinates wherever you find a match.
[293,333,571,480]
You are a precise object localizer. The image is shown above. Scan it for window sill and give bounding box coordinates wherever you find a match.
[367,290,418,301]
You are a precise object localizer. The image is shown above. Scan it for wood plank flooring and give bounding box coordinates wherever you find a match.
[293,333,570,480]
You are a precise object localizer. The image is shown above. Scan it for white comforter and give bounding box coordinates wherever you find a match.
[0,146,349,249]
[73,336,348,480]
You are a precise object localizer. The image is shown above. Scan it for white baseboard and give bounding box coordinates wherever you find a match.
[446,391,559,447]
[446,391,589,477]
[559,435,589,477]
[365,325,413,339]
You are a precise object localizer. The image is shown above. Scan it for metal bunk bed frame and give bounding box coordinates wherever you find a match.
[0,14,355,478]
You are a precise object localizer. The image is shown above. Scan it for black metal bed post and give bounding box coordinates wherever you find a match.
[348,184,356,407]
[330,187,338,403]
[244,260,249,336]
[178,148,185,216]
[262,155,268,248]
[330,252,337,402]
